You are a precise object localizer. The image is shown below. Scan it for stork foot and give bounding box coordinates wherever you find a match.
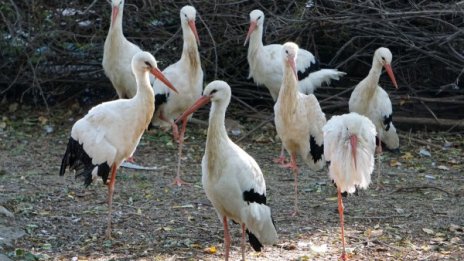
[340,252,347,260]
[172,177,190,187]
[273,155,287,165]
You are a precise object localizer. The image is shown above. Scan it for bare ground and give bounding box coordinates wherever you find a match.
[0,104,463,260]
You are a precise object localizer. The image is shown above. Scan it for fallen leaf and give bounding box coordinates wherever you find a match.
[450,237,461,244]
[370,229,384,237]
[437,165,449,171]
[401,152,414,161]
[203,246,217,254]
[422,228,434,235]
[390,159,402,167]
[309,243,327,253]
[38,116,48,125]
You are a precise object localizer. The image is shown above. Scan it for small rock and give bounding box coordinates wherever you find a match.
[0,206,14,218]
[419,148,431,157]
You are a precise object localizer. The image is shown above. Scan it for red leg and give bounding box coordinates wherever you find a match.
[172,118,189,186]
[337,188,347,260]
[241,223,246,261]
[223,216,231,261]
[273,145,287,165]
[290,153,299,216]
[106,164,117,239]
[159,112,180,142]
[376,135,383,189]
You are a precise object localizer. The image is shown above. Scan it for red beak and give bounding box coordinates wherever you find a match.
[188,20,200,46]
[288,58,298,79]
[384,63,398,89]
[111,6,119,26]
[244,21,257,46]
[175,95,211,124]
[350,134,358,171]
[150,68,178,94]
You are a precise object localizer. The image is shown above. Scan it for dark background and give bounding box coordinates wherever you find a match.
[1,0,463,126]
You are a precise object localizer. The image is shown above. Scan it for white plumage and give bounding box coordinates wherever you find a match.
[151,5,203,186]
[102,0,149,99]
[176,81,278,260]
[323,112,376,260]
[349,47,399,151]
[245,9,346,101]
[274,42,326,215]
[60,51,177,239]
[323,113,377,193]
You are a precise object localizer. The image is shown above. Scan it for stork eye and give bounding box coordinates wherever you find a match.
[144,61,152,68]
[210,89,218,94]
[381,57,385,61]
[285,50,288,54]
[184,13,188,18]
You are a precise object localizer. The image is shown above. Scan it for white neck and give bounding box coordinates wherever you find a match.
[247,25,264,57]
[133,70,155,109]
[278,61,298,113]
[180,22,201,72]
[108,6,124,37]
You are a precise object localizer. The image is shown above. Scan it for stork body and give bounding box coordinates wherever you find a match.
[349,47,399,152]
[102,0,146,99]
[349,47,399,184]
[151,5,203,186]
[274,42,326,215]
[323,112,377,260]
[176,81,278,260]
[60,52,177,238]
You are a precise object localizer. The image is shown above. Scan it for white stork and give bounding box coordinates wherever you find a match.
[60,51,177,239]
[274,42,326,215]
[102,0,146,99]
[349,47,399,153]
[323,112,377,260]
[244,9,345,164]
[151,5,203,186]
[176,80,278,261]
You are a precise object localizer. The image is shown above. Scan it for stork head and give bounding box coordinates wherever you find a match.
[341,112,378,171]
[282,42,298,79]
[110,0,124,26]
[374,47,398,89]
[131,52,178,94]
[244,9,265,46]
[180,5,200,45]
[175,81,231,124]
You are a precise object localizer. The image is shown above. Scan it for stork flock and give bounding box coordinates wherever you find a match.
[59,1,400,260]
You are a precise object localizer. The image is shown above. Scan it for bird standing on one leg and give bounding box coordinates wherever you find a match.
[151,5,203,186]
[176,80,278,260]
[60,51,177,239]
[323,112,377,260]
[274,42,326,216]
[349,47,399,184]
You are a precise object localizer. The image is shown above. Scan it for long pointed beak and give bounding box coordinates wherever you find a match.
[175,95,211,124]
[384,63,398,89]
[244,21,257,46]
[150,68,178,94]
[188,20,200,46]
[288,58,298,79]
[350,134,358,171]
[111,6,119,26]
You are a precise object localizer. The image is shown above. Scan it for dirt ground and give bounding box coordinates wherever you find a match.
[0,103,463,261]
